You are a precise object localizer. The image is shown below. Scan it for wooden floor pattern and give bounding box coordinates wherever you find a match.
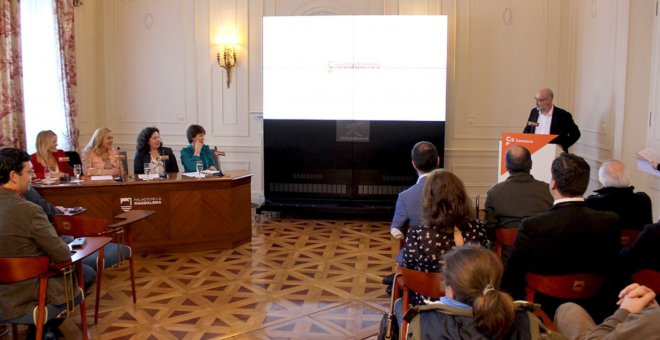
[10,218,397,339]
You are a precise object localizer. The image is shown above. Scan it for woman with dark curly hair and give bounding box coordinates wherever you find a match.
[134,127,179,175]
[400,169,489,306]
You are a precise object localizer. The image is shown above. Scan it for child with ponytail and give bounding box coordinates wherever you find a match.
[403,245,564,339]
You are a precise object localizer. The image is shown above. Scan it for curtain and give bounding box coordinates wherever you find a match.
[0,0,26,150]
[54,0,79,150]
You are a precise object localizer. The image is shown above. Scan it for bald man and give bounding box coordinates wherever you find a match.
[485,145,553,229]
[585,159,652,231]
[523,88,581,152]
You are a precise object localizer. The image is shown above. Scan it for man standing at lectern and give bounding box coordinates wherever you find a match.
[523,88,581,152]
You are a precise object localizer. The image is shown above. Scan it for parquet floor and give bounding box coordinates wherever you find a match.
[9,218,397,339]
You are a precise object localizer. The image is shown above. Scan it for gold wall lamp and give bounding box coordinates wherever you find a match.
[215,36,238,88]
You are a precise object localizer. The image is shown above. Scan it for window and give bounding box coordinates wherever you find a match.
[20,0,68,154]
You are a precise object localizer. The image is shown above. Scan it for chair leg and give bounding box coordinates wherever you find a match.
[77,263,89,340]
[36,277,48,340]
[11,324,18,340]
[95,257,104,324]
[129,255,137,304]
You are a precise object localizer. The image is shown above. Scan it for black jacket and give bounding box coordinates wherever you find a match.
[523,106,581,152]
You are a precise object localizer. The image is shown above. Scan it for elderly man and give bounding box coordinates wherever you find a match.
[586,159,652,231]
[523,88,581,152]
[502,153,620,319]
[485,145,553,230]
[0,148,82,337]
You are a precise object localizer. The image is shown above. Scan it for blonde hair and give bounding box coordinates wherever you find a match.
[85,127,112,156]
[35,130,57,171]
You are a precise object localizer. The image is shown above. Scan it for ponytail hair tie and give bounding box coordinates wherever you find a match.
[482,283,495,296]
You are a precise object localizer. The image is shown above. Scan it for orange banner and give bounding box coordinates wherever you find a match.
[500,133,557,175]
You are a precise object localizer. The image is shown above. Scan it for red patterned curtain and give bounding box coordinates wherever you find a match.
[0,0,26,150]
[54,0,79,150]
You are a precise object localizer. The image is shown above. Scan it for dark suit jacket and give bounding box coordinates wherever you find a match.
[585,186,652,231]
[502,201,620,317]
[523,106,581,152]
[484,172,553,230]
[621,222,660,272]
[133,146,179,174]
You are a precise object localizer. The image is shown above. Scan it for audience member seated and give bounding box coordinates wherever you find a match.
[390,141,439,251]
[585,159,652,231]
[82,127,125,177]
[30,130,73,180]
[485,145,553,260]
[555,283,660,339]
[133,127,179,175]
[502,153,621,320]
[0,148,84,337]
[400,169,488,307]
[24,184,130,279]
[399,245,563,339]
[621,222,660,273]
[180,124,218,172]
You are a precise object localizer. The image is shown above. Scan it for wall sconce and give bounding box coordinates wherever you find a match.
[215,36,238,88]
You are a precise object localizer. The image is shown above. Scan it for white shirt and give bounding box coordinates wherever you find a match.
[553,197,585,205]
[535,106,554,135]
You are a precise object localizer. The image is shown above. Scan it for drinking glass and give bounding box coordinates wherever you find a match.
[44,168,51,182]
[196,161,203,177]
[144,163,151,177]
[73,164,81,179]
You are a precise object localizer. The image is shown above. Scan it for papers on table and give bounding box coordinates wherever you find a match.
[182,172,205,178]
[63,207,86,215]
[637,159,660,176]
[137,174,161,180]
[90,175,114,181]
[637,147,660,163]
[202,170,220,175]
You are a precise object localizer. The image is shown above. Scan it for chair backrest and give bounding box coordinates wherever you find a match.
[525,272,604,301]
[620,229,641,247]
[400,267,445,300]
[632,269,660,294]
[64,150,82,169]
[0,256,50,283]
[398,267,444,340]
[51,215,109,237]
[475,194,480,220]
[495,227,518,260]
[117,149,129,176]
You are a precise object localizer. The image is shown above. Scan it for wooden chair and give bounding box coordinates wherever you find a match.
[0,257,85,340]
[109,209,155,303]
[396,267,444,340]
[525,273,604,331]
[51,214,136,324]
[495,227,518,261]
[632,269,660,293]
[620,229,641,247]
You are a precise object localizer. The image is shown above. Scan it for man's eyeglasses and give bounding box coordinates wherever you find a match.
[535,96,550,102]
[21,169,35,176]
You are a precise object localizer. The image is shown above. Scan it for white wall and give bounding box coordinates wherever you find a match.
[73,0,660,215]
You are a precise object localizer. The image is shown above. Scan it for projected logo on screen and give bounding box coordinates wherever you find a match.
[263,15,448,122]
[327,61,381,73]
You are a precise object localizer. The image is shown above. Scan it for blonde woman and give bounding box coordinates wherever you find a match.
[82,128,124,177]
[30,130,72,179]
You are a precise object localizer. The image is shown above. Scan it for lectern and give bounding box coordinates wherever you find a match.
[498,132,561,183]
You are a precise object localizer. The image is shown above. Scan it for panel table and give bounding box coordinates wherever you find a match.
[35,171,252,253]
